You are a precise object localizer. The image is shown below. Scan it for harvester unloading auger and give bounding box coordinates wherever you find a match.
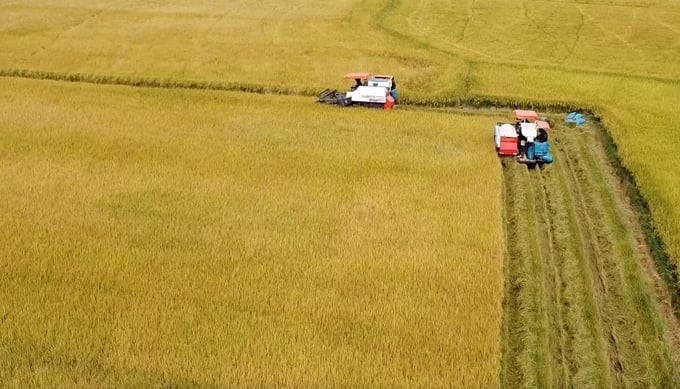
[494,110,554,168]
[319,72,398,110]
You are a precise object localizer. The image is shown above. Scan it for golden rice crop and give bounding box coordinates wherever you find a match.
[0,78,505,387]
[2,0,680,386]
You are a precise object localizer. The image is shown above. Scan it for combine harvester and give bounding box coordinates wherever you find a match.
[318,72,398,110]
[494,110,553,168]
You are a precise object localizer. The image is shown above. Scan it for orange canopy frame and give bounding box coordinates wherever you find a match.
[343,72,372,80]
[514,109,540,122]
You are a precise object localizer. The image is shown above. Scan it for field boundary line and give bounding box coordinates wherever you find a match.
[0,67,671,113]
[0,67,588,111]
[0,68,320,98]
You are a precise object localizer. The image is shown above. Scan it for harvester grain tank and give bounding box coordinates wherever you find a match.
[318,73,398,110]
[494,123,519,156]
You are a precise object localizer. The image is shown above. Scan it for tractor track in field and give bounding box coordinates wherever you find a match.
[522,2,572,54]
[26,9,105,60]
[456,0,477,44]
[501,120,680,387]
[560,5,585,64]
[531,168,571,387]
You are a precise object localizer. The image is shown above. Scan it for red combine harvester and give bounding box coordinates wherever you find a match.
[494,110,553,168]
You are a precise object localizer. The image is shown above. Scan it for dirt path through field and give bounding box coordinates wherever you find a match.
[501,121,680,387]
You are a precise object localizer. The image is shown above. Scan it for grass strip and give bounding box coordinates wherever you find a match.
[502,119,680,387]
[591,115,680,310]
[501,161,553,388]
[570,123,679,386]
[543,144,612,388]
[530,169,569,388]
[560,127,648,386]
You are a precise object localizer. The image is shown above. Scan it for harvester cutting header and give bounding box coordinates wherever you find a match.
[494,110,554,168]
[319,72,398,110]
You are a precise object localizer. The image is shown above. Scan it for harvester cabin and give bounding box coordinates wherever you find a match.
[368,75,394,89]
[344,72,371,90]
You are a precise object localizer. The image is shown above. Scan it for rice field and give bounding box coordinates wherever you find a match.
[1,0,680,387]
[0,78,504,387]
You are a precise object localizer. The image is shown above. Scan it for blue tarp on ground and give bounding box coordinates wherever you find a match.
[566,112,586,126]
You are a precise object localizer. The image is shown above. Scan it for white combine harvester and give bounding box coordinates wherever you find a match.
[318,72,398,110]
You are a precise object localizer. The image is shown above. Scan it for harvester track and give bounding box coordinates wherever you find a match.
[501,122,680,387]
